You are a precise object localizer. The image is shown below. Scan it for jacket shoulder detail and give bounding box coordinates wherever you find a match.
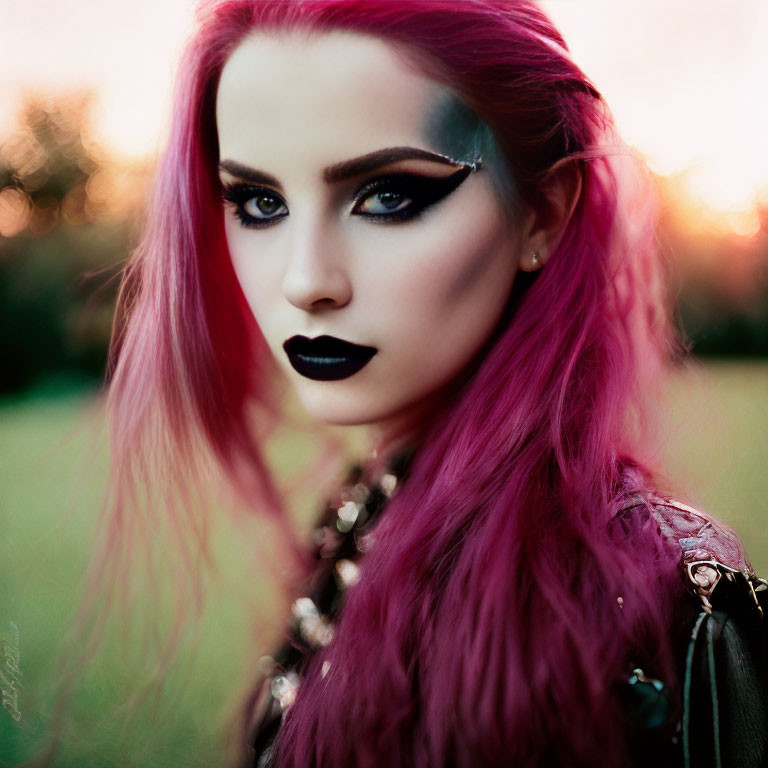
[617,493,766,616]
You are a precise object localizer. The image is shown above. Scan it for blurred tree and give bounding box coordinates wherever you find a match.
[0,95,147,396]
[679,292,768,357]
[657,178,768,358]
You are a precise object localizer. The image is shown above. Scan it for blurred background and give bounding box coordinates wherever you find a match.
[0,1,766,765]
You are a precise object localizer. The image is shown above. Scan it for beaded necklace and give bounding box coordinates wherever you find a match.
[247,449,413,767]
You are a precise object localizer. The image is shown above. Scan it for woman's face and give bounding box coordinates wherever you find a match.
[217,32,526,428]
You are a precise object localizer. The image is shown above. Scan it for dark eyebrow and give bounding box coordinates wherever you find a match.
[218,147,462,189]
[218,160,281,188]
[322,147,462,182]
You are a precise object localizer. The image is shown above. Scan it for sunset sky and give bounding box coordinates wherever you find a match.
[1,0,767,222]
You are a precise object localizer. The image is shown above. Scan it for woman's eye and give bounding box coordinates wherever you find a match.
[356,190,413,215]
[350,167,473,224]
[221,184,288,228]
[245,195,286,218]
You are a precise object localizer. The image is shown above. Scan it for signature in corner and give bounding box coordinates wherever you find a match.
[0,621,22,722]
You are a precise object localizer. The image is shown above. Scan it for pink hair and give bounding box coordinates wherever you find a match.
[97,1,692,766]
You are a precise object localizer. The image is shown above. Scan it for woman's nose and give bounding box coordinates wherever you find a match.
[281,223,352,311]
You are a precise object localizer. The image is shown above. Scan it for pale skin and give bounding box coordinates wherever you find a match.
[216,32,572,432]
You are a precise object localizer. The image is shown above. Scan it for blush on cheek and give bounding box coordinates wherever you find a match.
[446,243,505,306]
[430,218,514,307]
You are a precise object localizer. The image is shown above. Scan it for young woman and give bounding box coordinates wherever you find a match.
[101,1,767,766]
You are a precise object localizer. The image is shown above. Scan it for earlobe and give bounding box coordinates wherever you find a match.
[516,206,545,272]
[519,248,546,272]
[519,162,582,271]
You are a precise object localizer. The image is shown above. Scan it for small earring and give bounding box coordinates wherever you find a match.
[530,251,540,267]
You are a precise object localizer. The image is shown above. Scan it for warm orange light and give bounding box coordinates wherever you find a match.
[726,207,762,240]
[542,0,768,216]
[1,0,767,221]
[0,187,32,237]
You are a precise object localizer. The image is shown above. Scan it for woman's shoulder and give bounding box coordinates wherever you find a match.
[616,490,764,611]
[616,490,768,768]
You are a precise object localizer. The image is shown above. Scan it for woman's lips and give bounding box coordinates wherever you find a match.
[283,335,378,381]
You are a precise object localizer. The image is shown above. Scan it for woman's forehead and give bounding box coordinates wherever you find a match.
[215,31,494,175]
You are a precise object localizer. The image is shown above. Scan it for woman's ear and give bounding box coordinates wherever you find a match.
[518,162,583,272]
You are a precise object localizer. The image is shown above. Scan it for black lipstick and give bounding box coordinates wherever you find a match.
[283,335,377,381]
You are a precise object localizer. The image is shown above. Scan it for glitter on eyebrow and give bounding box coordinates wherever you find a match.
[322,146,479,183]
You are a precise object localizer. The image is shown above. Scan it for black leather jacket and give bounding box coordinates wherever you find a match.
[622,496,768,768]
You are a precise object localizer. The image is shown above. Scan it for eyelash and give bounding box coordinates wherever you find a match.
[220,185,288,229]
[220,167,472,230]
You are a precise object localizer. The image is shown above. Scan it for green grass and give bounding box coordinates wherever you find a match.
[0,361,766,766]
[0,393,280,768]
[658,360,768,574]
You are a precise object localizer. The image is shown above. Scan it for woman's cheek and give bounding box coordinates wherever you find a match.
[375,216,513,329]
[228,237,282,336]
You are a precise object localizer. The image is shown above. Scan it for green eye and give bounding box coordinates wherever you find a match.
[221,183,289,228]
[244,194,287,219]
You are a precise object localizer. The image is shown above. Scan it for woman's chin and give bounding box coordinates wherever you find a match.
[292,382,442,441]
[295,388,399,427]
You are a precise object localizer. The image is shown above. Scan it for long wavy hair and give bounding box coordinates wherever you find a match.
[97,1,689,766]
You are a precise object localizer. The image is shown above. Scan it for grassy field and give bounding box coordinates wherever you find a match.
[0,360,766,767]
[655,360,768,573]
